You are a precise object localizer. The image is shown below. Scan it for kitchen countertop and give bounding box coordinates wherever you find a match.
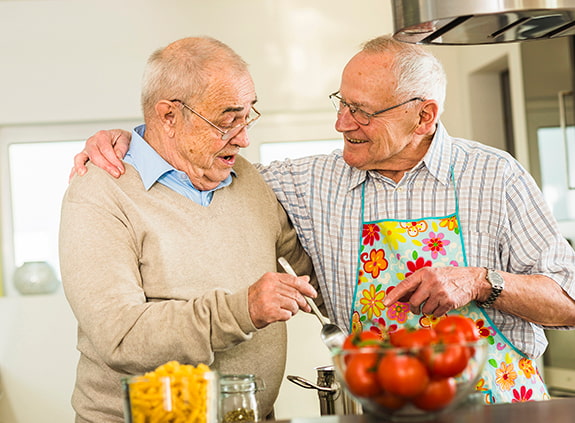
[274,397,575,423]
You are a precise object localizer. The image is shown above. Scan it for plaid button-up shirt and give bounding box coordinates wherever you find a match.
[257,122,575,358]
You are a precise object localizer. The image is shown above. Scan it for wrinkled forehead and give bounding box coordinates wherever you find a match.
[197,70,257,112]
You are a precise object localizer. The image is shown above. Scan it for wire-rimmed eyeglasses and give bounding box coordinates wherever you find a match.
[329,91,425,126]
[171,99,261,141]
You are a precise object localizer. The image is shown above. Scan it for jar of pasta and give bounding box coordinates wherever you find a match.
[220,374,263,423]
[122,361,219,423]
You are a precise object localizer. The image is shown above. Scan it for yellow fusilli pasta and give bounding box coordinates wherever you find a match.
[126,361,213,423]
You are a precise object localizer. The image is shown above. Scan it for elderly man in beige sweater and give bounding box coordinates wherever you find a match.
[59,37,316,423]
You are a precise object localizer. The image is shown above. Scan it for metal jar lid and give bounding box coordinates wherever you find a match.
[220,374,259,393]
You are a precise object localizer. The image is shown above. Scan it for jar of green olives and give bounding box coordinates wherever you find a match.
[220,374,263,423]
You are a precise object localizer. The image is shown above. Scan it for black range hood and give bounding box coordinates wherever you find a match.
[391,0,575,45]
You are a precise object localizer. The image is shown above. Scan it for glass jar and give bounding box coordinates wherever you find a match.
[220,374,262,423]
[122,371,219,423]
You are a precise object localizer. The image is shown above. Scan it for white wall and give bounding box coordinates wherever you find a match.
[0,0,392,123]
[0,295,78,423]
[0,1,529,422]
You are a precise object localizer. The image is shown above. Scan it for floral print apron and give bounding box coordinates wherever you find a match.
[351,180,549,404]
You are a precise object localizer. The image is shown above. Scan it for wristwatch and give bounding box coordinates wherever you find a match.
[477,268,505,309]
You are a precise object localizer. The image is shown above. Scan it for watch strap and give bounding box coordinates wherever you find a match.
[477,268,504,309]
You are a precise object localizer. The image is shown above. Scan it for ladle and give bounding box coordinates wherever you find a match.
[278,257,346,352]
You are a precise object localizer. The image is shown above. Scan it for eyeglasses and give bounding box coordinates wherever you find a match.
[171,99,261,141]
[329,91,425,126]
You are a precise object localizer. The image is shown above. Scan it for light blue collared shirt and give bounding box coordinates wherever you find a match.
[124,124,234,206]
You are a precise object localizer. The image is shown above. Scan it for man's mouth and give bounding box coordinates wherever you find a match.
[345,136,368,144]
[219,154,236,166]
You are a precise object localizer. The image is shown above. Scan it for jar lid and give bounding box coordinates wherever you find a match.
[220,374,258,393]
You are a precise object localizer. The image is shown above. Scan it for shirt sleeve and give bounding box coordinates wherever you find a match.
[504,162,575,297]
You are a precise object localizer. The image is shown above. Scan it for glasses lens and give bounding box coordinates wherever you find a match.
[353,111,369,125]
[330,95,341,112]
[330,94,370,125]
[222,126,243,141]
[221,108,260,141]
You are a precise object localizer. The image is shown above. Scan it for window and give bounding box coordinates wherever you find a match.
[259,139,342,165]
[538,125,575,221]
[0,121,139,296]
[8,141,83,285]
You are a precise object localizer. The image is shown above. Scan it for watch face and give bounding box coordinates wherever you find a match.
[488,269,505,289]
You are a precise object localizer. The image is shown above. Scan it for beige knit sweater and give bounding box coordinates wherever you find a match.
[59,155,313,423]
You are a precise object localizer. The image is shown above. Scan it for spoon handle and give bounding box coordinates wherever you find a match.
[278,257,329,325]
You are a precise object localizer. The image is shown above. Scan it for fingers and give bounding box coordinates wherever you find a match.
[111,129,131,158]
[280,274,318,313]
[383,267,473,317]
[82,130,128,178]
[419,298,442,317]
[71,151,90,180]
[248,272,317,328]
[91,134,125,178]
[383,279,416,308]
[269,274,313,314]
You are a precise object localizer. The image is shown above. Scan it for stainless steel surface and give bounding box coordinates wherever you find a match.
[277,257,346,352]
[391,0,575,45]
[287,366,362,416]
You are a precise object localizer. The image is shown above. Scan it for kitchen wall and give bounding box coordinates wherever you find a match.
[0,1,528,422]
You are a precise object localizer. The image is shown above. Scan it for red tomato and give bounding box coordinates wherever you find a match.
[374,390,407,411]
[377,352,429,398]
[434,315,480,342]
[420,339,471,378]
[342,331,382,365]
[412,377,456,411]
[345,351,382,398]
[343,330,382,350]
[389,327,437,348]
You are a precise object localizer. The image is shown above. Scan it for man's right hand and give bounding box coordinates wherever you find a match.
[71,129,132,180]
[248,272,317,329]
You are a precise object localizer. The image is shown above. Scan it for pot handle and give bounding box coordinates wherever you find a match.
[286,375,336,393]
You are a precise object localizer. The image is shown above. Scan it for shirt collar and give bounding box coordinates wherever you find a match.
[125,124,236,191]
[420,122,453,186]
[346,121,453,191]
[125,125,173,190]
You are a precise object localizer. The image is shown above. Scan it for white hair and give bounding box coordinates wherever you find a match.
[362,35,447,115]
[140,37,249,119]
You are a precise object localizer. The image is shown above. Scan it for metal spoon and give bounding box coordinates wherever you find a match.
[278,257,347,352]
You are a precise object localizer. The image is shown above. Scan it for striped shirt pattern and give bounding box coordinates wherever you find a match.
[256,123,575,358]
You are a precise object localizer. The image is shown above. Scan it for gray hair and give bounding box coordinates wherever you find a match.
[362,35,446,115]
[140,37,249,119]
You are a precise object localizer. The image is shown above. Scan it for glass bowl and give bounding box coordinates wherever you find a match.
[331,339,487,421]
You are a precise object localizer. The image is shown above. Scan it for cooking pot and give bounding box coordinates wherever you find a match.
[287,365,362,416]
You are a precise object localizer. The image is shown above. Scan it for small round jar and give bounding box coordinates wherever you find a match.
[220,374,262,423]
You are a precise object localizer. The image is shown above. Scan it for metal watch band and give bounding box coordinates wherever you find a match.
[477,268,504,309]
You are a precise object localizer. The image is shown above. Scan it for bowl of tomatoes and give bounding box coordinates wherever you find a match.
[332,316,487,421]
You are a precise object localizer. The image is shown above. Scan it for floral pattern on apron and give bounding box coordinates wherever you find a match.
[351,183,549,404]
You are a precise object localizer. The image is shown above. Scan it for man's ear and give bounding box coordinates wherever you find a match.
[415,100,439,135]
[155,100,179,137]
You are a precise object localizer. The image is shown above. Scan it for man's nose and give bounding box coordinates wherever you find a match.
[230,127,250,148]
[334,107,360,133]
